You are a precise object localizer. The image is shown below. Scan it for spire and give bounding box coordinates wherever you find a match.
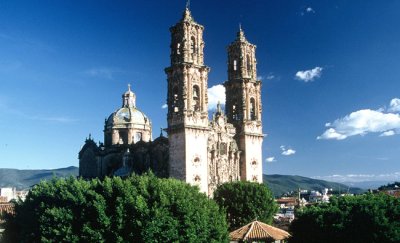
[160,127,164,137]
[122,83,136,108]
[217,101,222,114]
[182,2,193,22]
[237,24,246,42]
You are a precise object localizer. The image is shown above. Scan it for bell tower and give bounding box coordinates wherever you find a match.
[224,26,264,183]
[165,7,210,194]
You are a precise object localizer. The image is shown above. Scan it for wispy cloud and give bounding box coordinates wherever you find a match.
[0,99,77,123]
[266,157,277,162]
[313,172,400,183]
[280,145,296,156]
[306,7,315,13]
[259,73,277,81]
[29,115,77,123]
[295,67,323,82]
[0,32,54,52]
[318,98,400,140]
[300,6,315,16]
[266,74,275,80]
[0,60,22,72]
[161,104,167,109]
[83,67,123,80]
[208,84,225,110]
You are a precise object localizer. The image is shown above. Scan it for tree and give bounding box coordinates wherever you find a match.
[289,193,400,243]
[378,181,400,190]
[3,173,229,242]
[213,181,278,230]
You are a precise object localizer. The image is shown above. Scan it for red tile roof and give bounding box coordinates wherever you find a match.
[230,220,291,241]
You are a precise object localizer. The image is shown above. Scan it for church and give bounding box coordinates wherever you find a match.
[79,7,264,196]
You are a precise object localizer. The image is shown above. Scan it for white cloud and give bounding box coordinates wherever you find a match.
[306,7,315,13]
[318,107,400,140]
[266,157,277,162]
[83,67,122,80]
[295,67,323,82]
[380,130,395,137]
[313,172,400,183]
[318,128,347,140]
[207,84,225,110]
[161,104,168,109]
[282,149,296,156]
[389,98,400,113]
[280,145,296,156]
[300,7,315,16]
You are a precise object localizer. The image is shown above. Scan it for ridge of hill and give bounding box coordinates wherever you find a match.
[264,174,364,196]
[0,167,364,196]
[0,166,79,190]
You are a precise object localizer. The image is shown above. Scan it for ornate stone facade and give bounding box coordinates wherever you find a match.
[166,8,264,196]
[207,103,241,196]
[79,87,169,179]
[79,7,264,197]
[224,26,264,183]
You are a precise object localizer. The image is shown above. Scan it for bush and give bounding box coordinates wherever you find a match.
[3,173,229,242]
[289,193,400,243]
[213,181,278,230]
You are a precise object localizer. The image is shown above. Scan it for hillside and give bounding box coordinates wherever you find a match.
[0,167,364,196]
[0,166,79,190]
[264,174,364,197]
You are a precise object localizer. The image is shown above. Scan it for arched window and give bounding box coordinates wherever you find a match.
[190,37,196,54]
[233,60,237,71]
[173,86,179,112]
[192,85,200,111]
[232,104,238,120]
[119,131,128,145]
[250,98,256,120]
[247,55,252,76]
[134,132,142,143]
[176,43,181,55]
[220,143,227,155]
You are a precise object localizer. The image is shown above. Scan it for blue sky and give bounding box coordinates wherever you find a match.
[1,1,399,183]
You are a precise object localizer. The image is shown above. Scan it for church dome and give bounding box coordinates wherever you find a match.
[104,84,152,146]
[106,106,150,127]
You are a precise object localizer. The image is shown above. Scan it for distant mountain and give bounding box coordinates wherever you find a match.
[0,166,79,190]
[339,180,394,190]
[0,167,364,197]
[264,174,365,197]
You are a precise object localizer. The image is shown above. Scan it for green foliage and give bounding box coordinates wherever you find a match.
[213,181,278,230]
[289,193,400,243]
[3,174,229,242]
[378,181,400,190]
